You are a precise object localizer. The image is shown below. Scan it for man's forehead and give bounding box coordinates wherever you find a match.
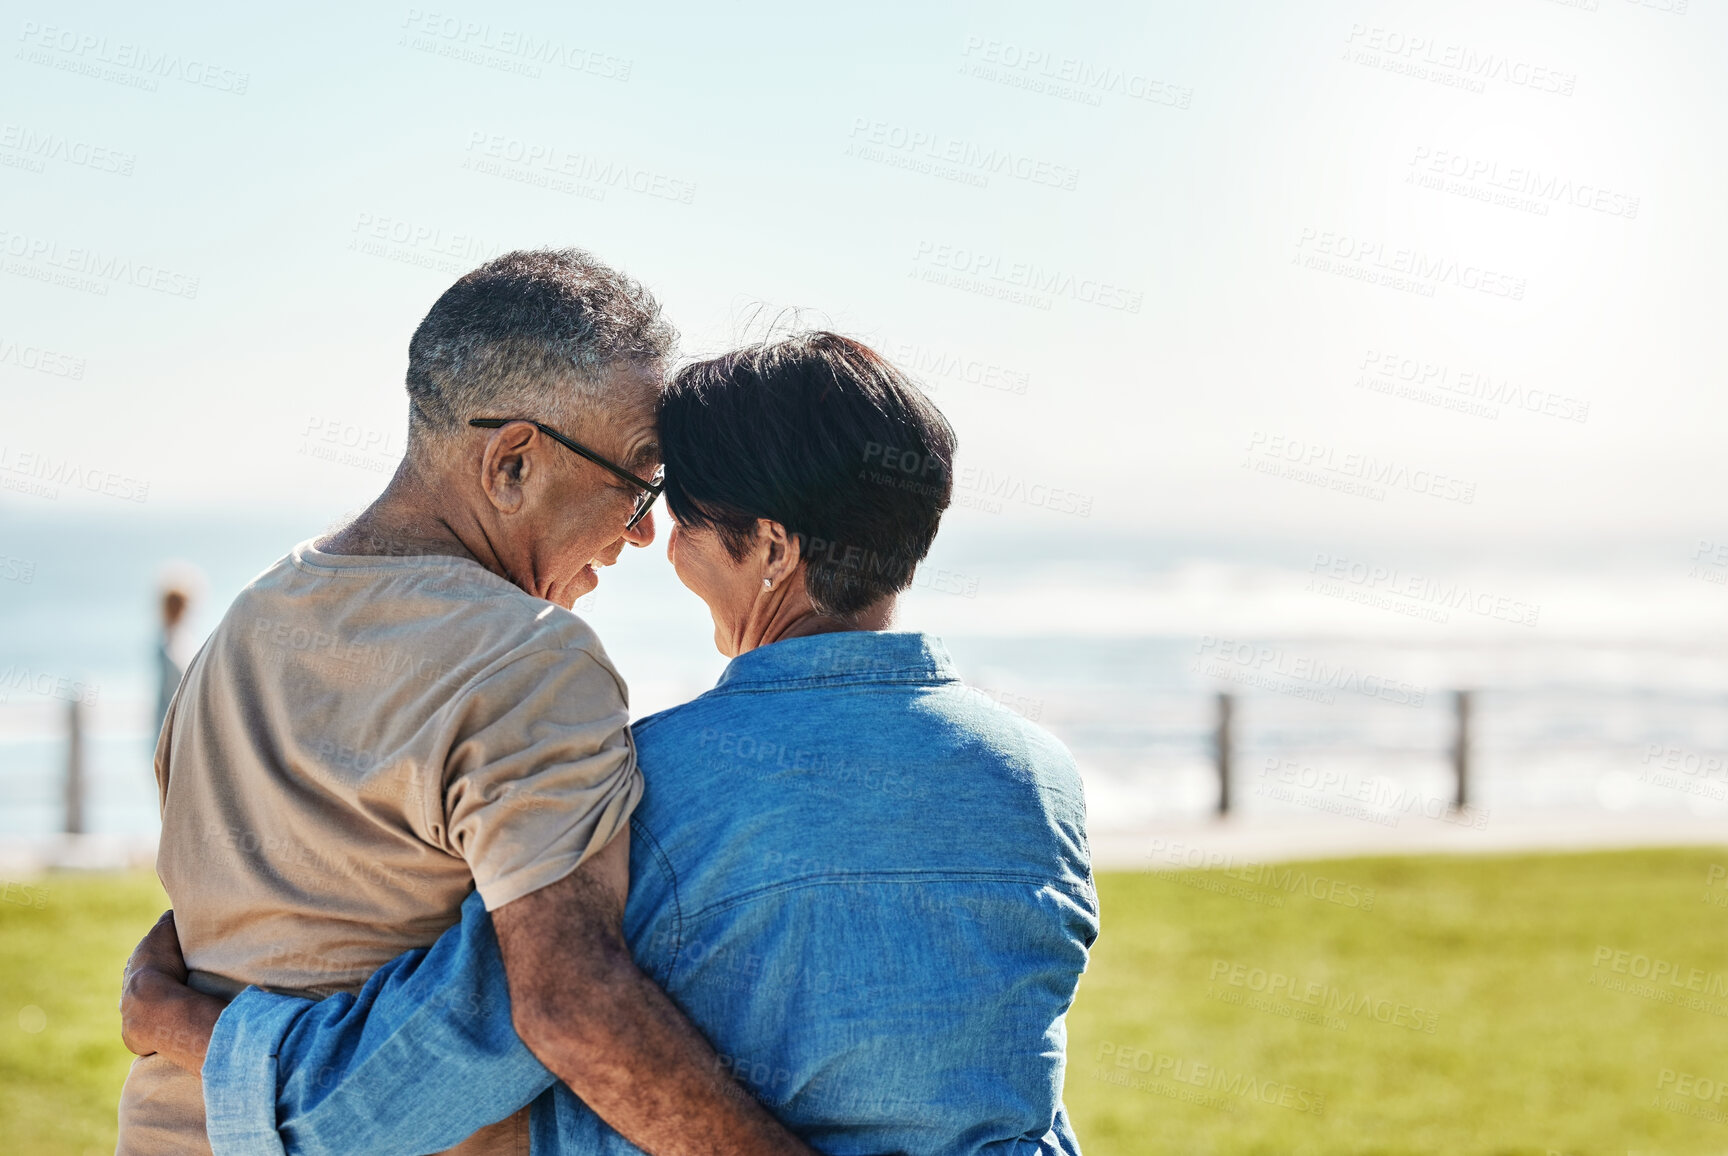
[599,363,664,464]
[600,360,668,402]
[590,380,661,472]
[555,361,661,412]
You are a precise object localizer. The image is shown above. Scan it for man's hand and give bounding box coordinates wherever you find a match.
[494,833,815,1156]
[119,910,226,1074]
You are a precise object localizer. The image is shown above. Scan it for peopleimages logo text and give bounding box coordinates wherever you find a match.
[1195,637,1427,706]
[399,9,632,80]
[848,118,1079,190]
[1208,959,1440,1034]
[1246,432,1477,505]
[0,335,85,379]
[0,445,148,502]
[1343,24,1576,96]
[16,21,250,94]
[912,241,1143,313]
[1309,552,1540,627]
[1408,147,1638,219]
[0,123,136,175]
[1360,350,1589,424]
[1294,228,1526,301]
[0,227,199,298]
[959,36,1193,109]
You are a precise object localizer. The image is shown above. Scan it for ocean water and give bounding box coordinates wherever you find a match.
[3,506,1726,840]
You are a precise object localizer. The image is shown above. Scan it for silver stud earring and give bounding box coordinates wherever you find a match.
[763,579,772,589]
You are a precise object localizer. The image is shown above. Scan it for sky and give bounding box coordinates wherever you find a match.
[1,0,1724,570]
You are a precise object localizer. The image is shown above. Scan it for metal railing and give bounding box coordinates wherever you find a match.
[6,684,1724,833]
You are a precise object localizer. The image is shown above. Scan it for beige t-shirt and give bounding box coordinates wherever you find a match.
[116,542,644,1156]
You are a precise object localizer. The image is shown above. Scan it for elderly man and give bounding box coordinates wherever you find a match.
[117,249,811,1156]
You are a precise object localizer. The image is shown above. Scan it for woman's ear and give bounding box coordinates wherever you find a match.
[757,520,801,588]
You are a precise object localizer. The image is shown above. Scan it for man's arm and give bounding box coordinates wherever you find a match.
[120,910,223,1071]
[494,831,813,1156]
[436,643,812,1150]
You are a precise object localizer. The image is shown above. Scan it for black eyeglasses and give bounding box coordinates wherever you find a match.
[469,418,664,530]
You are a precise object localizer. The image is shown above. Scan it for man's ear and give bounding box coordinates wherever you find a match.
[479,422,538,514]
[758,520,801,587]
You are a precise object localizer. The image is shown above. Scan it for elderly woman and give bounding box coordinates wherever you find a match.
[121,332,1098,1156]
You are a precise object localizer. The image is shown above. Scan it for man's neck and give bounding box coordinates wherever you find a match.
[319,462,497,575]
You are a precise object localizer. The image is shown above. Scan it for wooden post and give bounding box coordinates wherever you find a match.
[64,698,85,835]
[1215,692,1233,816]
[1452,690,1472,811]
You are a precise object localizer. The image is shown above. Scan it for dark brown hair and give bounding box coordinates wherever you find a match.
[660,332,956,618]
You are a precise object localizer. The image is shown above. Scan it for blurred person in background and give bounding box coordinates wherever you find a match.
[153,566,203,737]
[121,331,1099,1155]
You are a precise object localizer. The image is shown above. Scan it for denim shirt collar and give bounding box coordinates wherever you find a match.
[710,631,958,692]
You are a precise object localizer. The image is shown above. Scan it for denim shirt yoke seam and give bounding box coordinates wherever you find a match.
[683,868,1088,926]
[700,672,962,697]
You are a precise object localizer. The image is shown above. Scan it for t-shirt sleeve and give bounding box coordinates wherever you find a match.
[436,644,643,911]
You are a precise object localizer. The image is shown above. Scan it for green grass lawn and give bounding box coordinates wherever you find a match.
[1067,847,1728,1156]
[7,850,1728,1155]
[0,870,167,1156]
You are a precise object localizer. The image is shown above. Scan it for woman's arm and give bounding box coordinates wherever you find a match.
[118,895,555,1156]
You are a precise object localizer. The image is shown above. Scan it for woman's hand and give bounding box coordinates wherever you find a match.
[119,910,226,1072]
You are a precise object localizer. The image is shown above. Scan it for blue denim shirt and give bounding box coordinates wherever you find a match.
[202,631,1098,1156]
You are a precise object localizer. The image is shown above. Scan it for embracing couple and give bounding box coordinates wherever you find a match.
[116,248,1098,1156]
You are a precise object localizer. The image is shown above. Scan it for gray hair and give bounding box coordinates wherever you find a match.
[404,248,676,445]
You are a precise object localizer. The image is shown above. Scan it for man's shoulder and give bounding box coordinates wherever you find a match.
[203,548,623,703]
[428,595,621,710]
[471,609,622,700]
[227,546,604,649]
[487,598,607,658]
